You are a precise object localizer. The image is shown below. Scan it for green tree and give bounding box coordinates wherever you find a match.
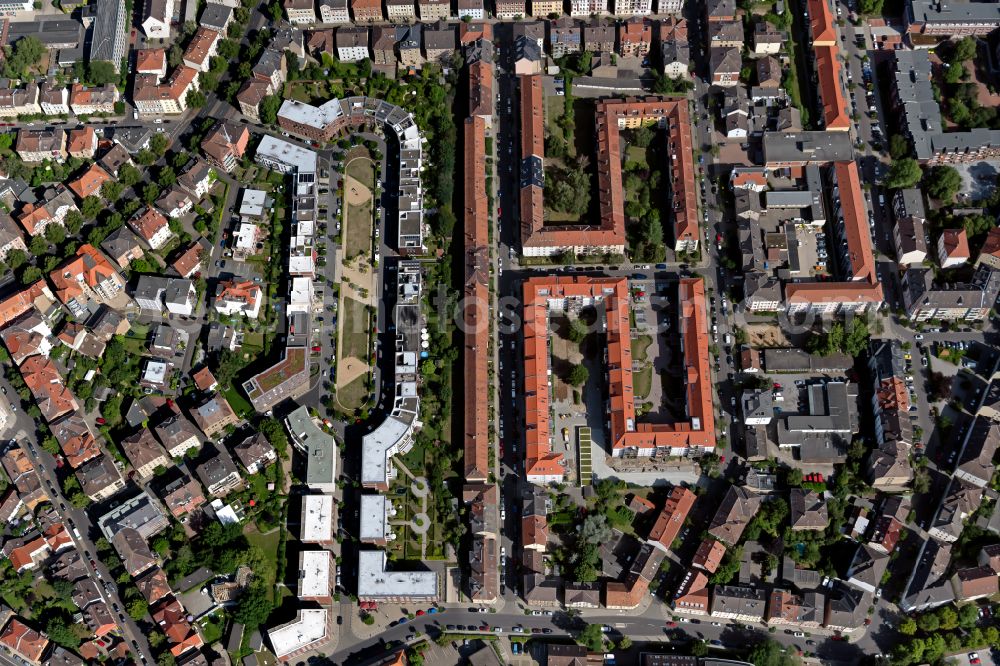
[958,603,980,628]
[102,181,124,201]
[260,95,281,125]
[44,223,65,245]
[936,604,958,630]
[127,598,149,620]
[577,624,604,652]
[857,0,884,13]
[232,581,272,627]
[568,364,589,386]
[20,265,41,285]
[787,468,803,486]
[87,60,118,85]
[917,611,940,632]
[885,158,922,189]
[3,36,45,79]
[81,196,103,219]
[925,165,962,203]
[899,617,917,635]
[617,636,632,650]
[953,36,977,62]
[844,317,871,356]
[119,164,142,187]
[567,318,588,344]
[258,417,289,458]
[748,638,799,666]
[889,134,911,159]
[142,183,161,203]
[186,90,206,108]
[150,133,169,156]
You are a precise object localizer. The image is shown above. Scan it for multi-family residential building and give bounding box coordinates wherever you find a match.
[183,27,222,72]
[386,0,416,20]
[190,396,240,439]
[613,0,651,15]
[938,228,970,268]
[129,208,174,250]
[398,24,424,66]
[101,225,144,269]
[284,0,317,23]
[233,433,277,474]
[132,276,197,316]
[89,0,129,73]
[372,26,397,65]
[618,17,652,57]
[423,23,457,62]
[336,26,371,61]
[495,0,525,18]
[418,0,450,20]
[530,0,561,15]
[252,48,287,93]
[570,0,607,16]
[901,264,1000,321]
[457,0,484,19]
[121,429,170,480]
[132,66,200,116]
[710,46,741,86]
[0,213,27,262]
[0,82,40,118]
[549,17,582,57]
[195,445,243,497]
[660,18,690,77]
[214,280,263,319]
[16,128,66,163]
[48,244,125,318]
[39,81,69,115]
[67,164,111,201]
[16,186,77,237]
[200,121,250,173]
[66,126,98,159]
[753,21,783,54]
[200,3,234,31]
[905,0,1000,37]
[319,0,351,22]
[236,79,271,123]
[351,0,383,21]
[142,0,174,38]
[136,48,168,80]
[583,21,615,53]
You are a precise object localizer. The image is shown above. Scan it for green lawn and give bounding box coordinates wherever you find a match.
[337,373,369,411]
[223,385,253,419]
[340,297,369,362]
[198,612,226,646]
[244,528,281,603]
[633,335,653,363]
[343,154,375,258]
[634,366,652,400]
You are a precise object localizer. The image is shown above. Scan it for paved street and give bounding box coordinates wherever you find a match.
[0,375,154,664]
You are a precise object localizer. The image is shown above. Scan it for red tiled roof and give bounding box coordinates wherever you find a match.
[0,617,49,662]
[67,164,111,200]
[131,207,169,242]
[941,228,970,260]
[815,46,849,131]
[463,115,490,482]
[647,486,696,550]
[834,161,876,282]
[21,355,77,422]
[49,244,119,308]
[808,0,837,45]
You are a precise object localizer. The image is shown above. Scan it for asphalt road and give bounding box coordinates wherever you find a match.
[0,375,154,664]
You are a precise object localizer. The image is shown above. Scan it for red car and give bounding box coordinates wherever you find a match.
[666,621,677,627]
[311,346,321,352]
[96,417,106,425]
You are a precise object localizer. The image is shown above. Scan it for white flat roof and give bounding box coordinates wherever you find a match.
[359,494,388,542]
[288,277,313,313]
[278,98,344,130]
[301,494,334,543]
[267,608,328,658]
[257,135,318,172]
[240,189,266,217]
[289,255,315,274]
[298,550,333,598]
[361,416,411,486]
[234,222,258,250]
[357,550,437,598]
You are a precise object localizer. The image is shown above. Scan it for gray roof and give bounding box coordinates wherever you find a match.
[200,3,234,30]
[902,265,1000,316]
[7,18,83,48]
[90,0,128,69]
[709,584,767,620]
[907,0,1000,29]
[423,25,456,51]
[763,131,856,164]
[101,225,144,262]
[195,445,241,488]
[75,455,123,496]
